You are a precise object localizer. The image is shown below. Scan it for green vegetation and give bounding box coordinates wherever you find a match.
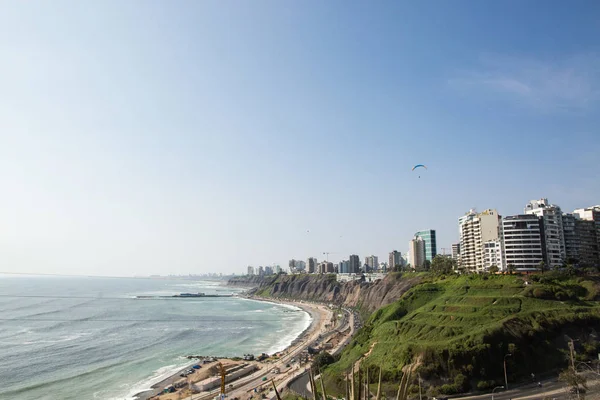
[323,273,600,397]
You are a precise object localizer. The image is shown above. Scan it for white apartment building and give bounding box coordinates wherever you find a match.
[408,236,426,268]
[524,198,565,268]
[501,214,544,271]
[483,240,504,271]
[459,209,500,272]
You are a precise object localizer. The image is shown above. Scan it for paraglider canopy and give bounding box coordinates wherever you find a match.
[412,164,427,178]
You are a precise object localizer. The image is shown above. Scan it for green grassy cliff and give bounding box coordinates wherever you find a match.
[323,272,600,398]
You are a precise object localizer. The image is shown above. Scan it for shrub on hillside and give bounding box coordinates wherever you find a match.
[439,384,459,395]
[454,373,469,391]
[476,380,496,391]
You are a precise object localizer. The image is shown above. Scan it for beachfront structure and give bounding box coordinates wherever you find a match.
[459,209,501,272]
[501,214,544,271]
[408,236,426,269]
[414,230,437,261]
[525,198,566,268]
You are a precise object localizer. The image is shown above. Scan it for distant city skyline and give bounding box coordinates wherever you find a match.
[1,2,599,276]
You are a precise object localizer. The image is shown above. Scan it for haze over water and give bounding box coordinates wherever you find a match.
[0,276,310,400]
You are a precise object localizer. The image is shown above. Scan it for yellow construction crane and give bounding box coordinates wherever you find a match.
[219,362,226,398]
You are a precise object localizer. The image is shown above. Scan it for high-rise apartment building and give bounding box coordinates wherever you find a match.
[389,251,402,270]
[483,240,504,271]
[364,255,378,272]
[525,199,565,268]
[501,214,544,271]
[258,266,265,276]
[318,261,334,274]
[451,243,460,262]
[563,213,578,262]
[247,266,255,275]
[459,209,500,272]
[339,260,350,274]
[307,257,318,274]
[574,206,600,265]
[349,255,361,274]
[564,213,599,267]
[576,219,599,267]
[275,265,282,274]
[414,230,437,261]
[408,236,426,268]
[264,266,274,275]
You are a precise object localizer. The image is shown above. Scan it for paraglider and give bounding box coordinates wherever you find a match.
[412,164,427,178]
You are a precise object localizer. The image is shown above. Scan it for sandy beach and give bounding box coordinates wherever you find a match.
[134,295,333,400]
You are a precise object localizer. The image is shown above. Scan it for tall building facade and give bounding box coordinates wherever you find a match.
[574,206,600,266]
[564,212,599,267]
[451,243,460,262]
[525,199,565,268]
[258,266,265,276]
[275,265,282,274]
[501,214,544,271]
[307,257,318,274]
[459,209,500,272]
[414,230,437,261]
[576,219,599,267]
[563,213,578,262]
[339,260,350,274]
[389,250,402,270]
[247,266,255,275]
[264,266,274,275]
[483,240,504,271]
[349,254,361,274]
[408,236,426,268]
[365,255,378,272]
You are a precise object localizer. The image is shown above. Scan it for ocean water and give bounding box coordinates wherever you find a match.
[0,275,310,400]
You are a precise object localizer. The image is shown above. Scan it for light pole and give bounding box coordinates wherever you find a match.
[418,373,422,400]
[504,353,512,390]
[492,385,504,400]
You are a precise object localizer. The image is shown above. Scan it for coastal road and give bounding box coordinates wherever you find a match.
[181,302,342,400]
[455,373,600,400]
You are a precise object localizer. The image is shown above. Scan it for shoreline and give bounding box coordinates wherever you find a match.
[133,294,327,400]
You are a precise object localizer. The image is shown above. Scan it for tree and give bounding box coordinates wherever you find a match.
[538,261,546,275]
[312,351,335,371]
[507,264,515,275]
[488,265,499,274]
[558,368,588,390]
[423,260,432,271]
[431,255,456,274]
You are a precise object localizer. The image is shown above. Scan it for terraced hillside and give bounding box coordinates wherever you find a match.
[323,273,600,397]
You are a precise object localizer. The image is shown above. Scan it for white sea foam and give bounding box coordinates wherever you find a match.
[104,362,190,400]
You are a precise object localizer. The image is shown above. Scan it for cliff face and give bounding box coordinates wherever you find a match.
[228,273,422,314]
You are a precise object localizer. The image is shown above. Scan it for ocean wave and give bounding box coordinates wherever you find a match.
[100,362,190,400]
[0,360,130,397]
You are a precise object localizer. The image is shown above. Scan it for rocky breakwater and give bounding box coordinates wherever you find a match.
[228,273,422,314]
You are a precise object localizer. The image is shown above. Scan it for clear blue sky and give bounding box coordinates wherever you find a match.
[1,1,599,276]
